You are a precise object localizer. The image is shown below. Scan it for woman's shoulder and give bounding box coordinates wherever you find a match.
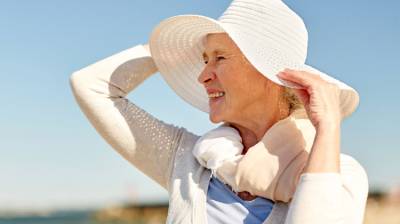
[297,153,369,200]
[181,127,201,145]
[339,153,368,181]
[171,126,201,161]
[339,153,369,201]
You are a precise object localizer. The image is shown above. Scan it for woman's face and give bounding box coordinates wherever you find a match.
[198,33,282,124]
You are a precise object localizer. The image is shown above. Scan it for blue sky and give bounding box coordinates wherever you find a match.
[0,0,399,212]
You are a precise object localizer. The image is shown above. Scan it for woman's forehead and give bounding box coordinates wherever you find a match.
[204,32,229,45]
[202,33,235,58]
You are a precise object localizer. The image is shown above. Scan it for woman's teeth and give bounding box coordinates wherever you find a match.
[208,92,225,98]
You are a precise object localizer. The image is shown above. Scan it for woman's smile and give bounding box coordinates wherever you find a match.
[208,91,225,108]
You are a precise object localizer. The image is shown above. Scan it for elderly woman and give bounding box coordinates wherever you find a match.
[70,0,368,223]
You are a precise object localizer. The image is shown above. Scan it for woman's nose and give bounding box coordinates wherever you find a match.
[197,65,216,84]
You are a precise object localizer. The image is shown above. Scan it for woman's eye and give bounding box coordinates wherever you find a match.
[203,56,224,64]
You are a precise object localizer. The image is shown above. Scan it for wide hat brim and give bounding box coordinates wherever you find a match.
[149,15,359,118]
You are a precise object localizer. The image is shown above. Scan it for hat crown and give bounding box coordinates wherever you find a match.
[217,0,308,64]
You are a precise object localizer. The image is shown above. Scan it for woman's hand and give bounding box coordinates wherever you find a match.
[277,68,342,131]
[278,68,341,173]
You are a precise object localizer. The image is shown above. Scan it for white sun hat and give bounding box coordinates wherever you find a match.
[149,0,359,118]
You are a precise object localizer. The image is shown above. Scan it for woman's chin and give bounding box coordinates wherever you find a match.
[208,97,226,123]
[209,116,221,123]
[209,111,223,123]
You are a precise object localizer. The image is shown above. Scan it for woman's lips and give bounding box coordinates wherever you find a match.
[209,93,225,106]
[206,88,225,107]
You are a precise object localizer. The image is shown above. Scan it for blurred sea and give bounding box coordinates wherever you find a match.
[0,211,142,224]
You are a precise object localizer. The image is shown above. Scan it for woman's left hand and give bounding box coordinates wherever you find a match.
[277,68,341,130]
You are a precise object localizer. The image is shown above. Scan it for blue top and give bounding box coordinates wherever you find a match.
[207,175,275,224]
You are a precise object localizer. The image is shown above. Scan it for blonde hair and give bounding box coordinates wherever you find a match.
[282,87,304,113]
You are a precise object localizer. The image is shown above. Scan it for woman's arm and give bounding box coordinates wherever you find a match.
[278,68,342,174]
[304,124,340,173]
[285,154,368,224]
[69,44,187,190]
[277,69,368,223]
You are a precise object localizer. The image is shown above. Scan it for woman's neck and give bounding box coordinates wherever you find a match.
[228,106,289,154]
[228,119,275,154]
[230,124,260,153]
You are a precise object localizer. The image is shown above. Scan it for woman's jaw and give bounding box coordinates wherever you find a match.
[208,91,226,123]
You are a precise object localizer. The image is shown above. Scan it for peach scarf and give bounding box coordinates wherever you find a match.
[193,109,316,202]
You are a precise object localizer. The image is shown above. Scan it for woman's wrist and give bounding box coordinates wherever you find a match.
[315,121,340,149]
[303,120,341,173]
[316,119,341,135]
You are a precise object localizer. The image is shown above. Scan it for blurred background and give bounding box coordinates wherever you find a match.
[1,0,399,223]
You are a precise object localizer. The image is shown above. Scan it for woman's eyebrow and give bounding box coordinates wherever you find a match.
[202,49,227,59]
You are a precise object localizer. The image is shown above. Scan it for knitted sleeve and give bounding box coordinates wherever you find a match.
[284,154,369,224]
[69,44,186,191]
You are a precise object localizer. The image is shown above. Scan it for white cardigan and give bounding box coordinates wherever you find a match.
[69,44,369,224]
